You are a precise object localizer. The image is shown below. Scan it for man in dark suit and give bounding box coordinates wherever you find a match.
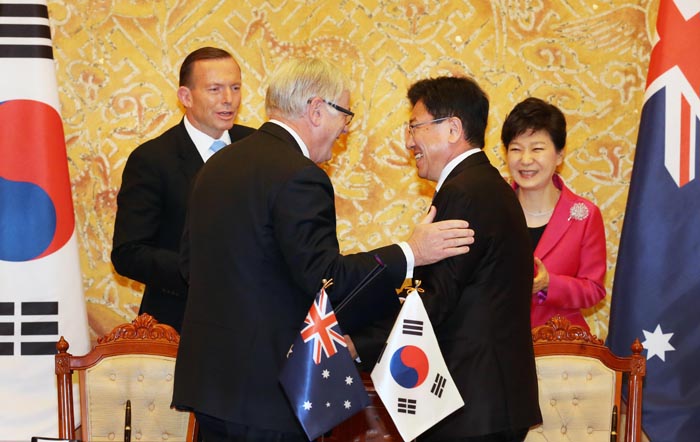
[111,47,255,332]
[353,76,542,441]
[172,58,476,442]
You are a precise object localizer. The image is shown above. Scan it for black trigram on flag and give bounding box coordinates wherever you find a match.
[431,373,447,398]
[397,398,417,415]
[0,2,54,59]
[402,318,423,336]
[0,301,59,356]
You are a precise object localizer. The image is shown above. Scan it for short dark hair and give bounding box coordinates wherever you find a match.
[179,47,234,87]
[501,97,567,152]
[407,76,489,149]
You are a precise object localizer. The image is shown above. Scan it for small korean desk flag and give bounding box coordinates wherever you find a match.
[280,283,370,441]
[371,289,463,442]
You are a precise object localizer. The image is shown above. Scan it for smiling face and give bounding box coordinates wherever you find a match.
[406,100,454,182]
[177,57,242,139]
[506,129,563,191]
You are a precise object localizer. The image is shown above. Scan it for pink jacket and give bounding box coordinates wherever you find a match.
[515,175,607,330]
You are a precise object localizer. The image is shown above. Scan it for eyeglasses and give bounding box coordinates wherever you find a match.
[407,117,450,137]
[322,99,354,125]
[308,98,355,125]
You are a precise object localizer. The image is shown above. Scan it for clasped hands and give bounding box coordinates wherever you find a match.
[532,257,549,294]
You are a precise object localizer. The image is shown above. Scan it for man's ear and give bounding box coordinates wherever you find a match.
[307,97,324,127]
[177,86,192,108]
[447,116,463,144]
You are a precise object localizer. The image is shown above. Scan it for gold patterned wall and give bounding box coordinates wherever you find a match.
[48,0,659,341]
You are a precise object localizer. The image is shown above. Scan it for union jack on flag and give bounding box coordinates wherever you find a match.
[301,287,346,364]
[643,0,700,188]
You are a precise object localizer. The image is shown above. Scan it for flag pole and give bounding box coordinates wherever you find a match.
[334,255,386,314]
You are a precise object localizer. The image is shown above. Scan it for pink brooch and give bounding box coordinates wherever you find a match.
[568,202,589,221]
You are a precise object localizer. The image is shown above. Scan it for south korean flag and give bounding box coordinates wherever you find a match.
[371,289,464,441]
[1,1,90,438]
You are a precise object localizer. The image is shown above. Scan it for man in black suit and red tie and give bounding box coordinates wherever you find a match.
[111,47,255,332]
[172,58,476,442]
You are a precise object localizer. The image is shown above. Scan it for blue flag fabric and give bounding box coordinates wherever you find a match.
[279,286,370,441]
[608,1,700,441]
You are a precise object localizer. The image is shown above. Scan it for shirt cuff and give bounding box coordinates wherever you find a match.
[397,241,415,279]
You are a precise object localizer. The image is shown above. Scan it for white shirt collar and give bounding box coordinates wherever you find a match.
[183,115,232,162]
[269,119,311,159]
[435,148,481,192]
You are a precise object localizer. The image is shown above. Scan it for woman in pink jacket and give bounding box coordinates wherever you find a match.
[501,97,606,330]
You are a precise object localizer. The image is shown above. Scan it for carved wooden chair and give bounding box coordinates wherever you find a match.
[55,313,196,442]
[525,315,645,442]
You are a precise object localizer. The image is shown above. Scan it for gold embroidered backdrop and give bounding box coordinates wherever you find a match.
[48,0,659,341]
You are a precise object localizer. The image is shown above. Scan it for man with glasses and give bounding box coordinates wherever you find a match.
[172,58,476,442]
[353,76,542,442]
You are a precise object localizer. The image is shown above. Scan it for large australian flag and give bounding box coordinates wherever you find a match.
[0,1,89,439]
[607,1,700,441]
[279,285,370,441]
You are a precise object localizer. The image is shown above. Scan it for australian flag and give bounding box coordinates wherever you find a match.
[279,285,370,441]
[607,1,700,441]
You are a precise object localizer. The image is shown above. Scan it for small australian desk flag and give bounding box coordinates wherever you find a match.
[280,283,370,441]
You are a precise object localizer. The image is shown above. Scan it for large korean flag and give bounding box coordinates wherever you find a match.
[1,1,90,439]
[371,290,463,442]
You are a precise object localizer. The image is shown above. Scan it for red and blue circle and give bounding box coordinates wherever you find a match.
[389,345,429,389]
[0,99,74,262]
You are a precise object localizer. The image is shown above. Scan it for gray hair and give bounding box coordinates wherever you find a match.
[265,58,350,119]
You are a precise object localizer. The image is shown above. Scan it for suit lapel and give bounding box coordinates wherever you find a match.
[173,119,204,180]
[534,180,577,259]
